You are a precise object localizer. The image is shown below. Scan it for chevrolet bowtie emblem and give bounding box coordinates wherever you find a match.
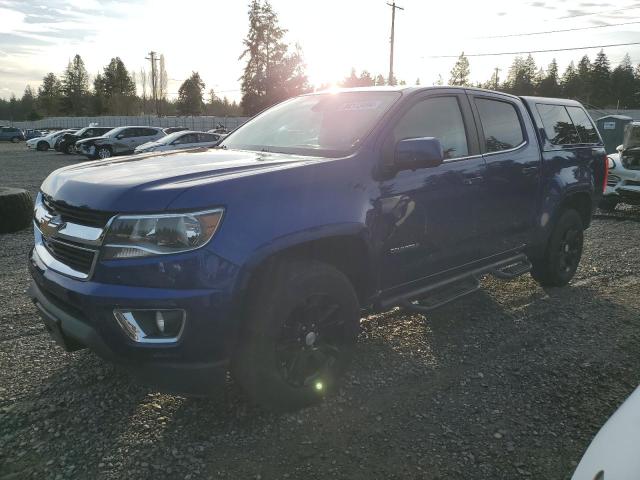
[41,214,66,237]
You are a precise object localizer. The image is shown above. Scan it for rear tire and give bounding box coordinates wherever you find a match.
[530,209,584,287]
[10,136,20,143]
[598,197,619,212]
[0,188,33,233]
[233,260,360,411]
[64,143,75,155]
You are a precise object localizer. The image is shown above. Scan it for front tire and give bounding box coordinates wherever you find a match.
[36,141,48,151]
[95,146,112,159]
[10,136,20,143]
[530,209,584,287]
[233,260,360,411]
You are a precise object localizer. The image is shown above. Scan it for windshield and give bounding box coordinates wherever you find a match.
[221,91,401,157]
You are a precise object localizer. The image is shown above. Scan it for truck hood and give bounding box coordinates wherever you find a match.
[41,148,320,212]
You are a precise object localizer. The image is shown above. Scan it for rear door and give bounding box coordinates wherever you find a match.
[467,92,542,257]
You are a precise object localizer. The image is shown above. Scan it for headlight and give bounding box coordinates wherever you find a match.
[607,156,616,169]
[102,209,224,259]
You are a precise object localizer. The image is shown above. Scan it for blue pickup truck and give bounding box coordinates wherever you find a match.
[28,87,606,410]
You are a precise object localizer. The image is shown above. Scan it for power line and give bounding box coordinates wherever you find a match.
[478,20,640,39]
[423,41,640,58]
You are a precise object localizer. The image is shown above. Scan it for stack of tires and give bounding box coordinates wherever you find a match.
[0,188,33,233]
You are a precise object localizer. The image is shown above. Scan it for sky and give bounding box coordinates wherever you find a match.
[0,0,639,101]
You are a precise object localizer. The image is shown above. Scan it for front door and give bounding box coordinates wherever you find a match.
[375,91,487,290]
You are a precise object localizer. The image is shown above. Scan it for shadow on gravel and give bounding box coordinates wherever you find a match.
[2,275,639,480]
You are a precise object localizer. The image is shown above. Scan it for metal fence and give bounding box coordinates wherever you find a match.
[0,115,250,131]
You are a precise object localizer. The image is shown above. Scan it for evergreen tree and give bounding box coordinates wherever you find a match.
[37,72,62,117]
[537,59,560,97]
[591,50,612,107]
[504,55,536,95]
[239,0,310,115]
[101,57,137,114]
[92,73,108,115]
[177,71,205,115]
[21,86,40,120]
[577,55,592,104]
[561,61,581,99]
[449,52,470,86]
[374,74,386,86]
[61,54,90,115]
[611,54,636,108]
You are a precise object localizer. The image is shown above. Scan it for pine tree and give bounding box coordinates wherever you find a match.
[538,59,560,97]
[611,53,635,108]
[239,0,310,115]
[591,50,612,107]
[101,57,137,114]
[561,61,580,99]
[61,54,90,115]
[37,72,62,117]
[449,52,470,86]
[374,74,387,86]
[177,71,205,115]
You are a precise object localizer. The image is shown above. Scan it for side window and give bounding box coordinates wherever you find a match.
[475,98,525,152]
[143,128,160,137]
[566,107,600,144]
[176,133,198,144]
[198,133,218,142]
[121,128,138,138]
[536,104,580,145]
[392,96,469,160]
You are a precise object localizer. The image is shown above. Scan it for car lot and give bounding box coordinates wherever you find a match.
[1,142,640,480]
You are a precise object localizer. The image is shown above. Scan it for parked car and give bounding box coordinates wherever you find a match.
[163,127,188,134]
[134,130,224,154]
[0,126,25,142]
[76,126,165,159]
[572,386,640,480]
[599,121,640,211]
[26,129,77,151]
[208,123,230,134]
[56,127,114,155]
[28,87,605,410]
[24,129,45,140]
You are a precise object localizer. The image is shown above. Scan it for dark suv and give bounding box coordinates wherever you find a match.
[29,87,606,410]
[0,127,25,142]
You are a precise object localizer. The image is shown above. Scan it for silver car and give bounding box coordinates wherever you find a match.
[134,131,224,154]
[600,122,640,211]
[76,126,165,160]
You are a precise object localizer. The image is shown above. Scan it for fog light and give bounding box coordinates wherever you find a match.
[114,309,185,344]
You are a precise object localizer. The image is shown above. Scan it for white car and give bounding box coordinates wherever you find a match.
[600,122,640,211]
[134,130,224,154]
[572,386,640,480]
[26,129,77,152]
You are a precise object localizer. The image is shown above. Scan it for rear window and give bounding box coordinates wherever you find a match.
[566,107,600,144]
[475,98,525,152]
[536,104,580,145]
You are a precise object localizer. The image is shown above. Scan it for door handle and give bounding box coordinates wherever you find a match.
[463,175,484,185]
[522,166,539,175]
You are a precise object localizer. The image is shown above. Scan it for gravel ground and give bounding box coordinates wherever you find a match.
[1,142,639,480]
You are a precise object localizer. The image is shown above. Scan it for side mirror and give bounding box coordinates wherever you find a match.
[395,137,444,170]
[616,144,624,153]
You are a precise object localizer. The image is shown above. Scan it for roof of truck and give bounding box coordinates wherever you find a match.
[310,86,583,106]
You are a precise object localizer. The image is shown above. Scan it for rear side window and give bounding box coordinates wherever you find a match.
[199,133,219,142]
[475,98,525,152]
[536,104,580,145]
[392,96,469,160]
[566,107,600,144]
[139,128,159,137]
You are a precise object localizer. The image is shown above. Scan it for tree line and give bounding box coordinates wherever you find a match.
[446,50,640,109]
[0,54,242,121]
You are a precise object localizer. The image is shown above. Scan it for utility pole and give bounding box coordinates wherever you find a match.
[493,67,501,90]
[387,1,404,86]
[146,51,159,116]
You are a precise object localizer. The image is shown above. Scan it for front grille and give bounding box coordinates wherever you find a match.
[607,175,621,186]
[43,237,96,274]
[42,195,112,228]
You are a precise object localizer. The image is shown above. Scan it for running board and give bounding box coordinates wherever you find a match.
[379,253,531,313]
[400,276,480,313]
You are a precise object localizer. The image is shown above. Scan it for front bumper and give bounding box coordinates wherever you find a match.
[28,247,234,395]
[617,186,640,205]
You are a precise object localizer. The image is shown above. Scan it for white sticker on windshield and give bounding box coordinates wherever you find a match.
[339,101,382,111]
